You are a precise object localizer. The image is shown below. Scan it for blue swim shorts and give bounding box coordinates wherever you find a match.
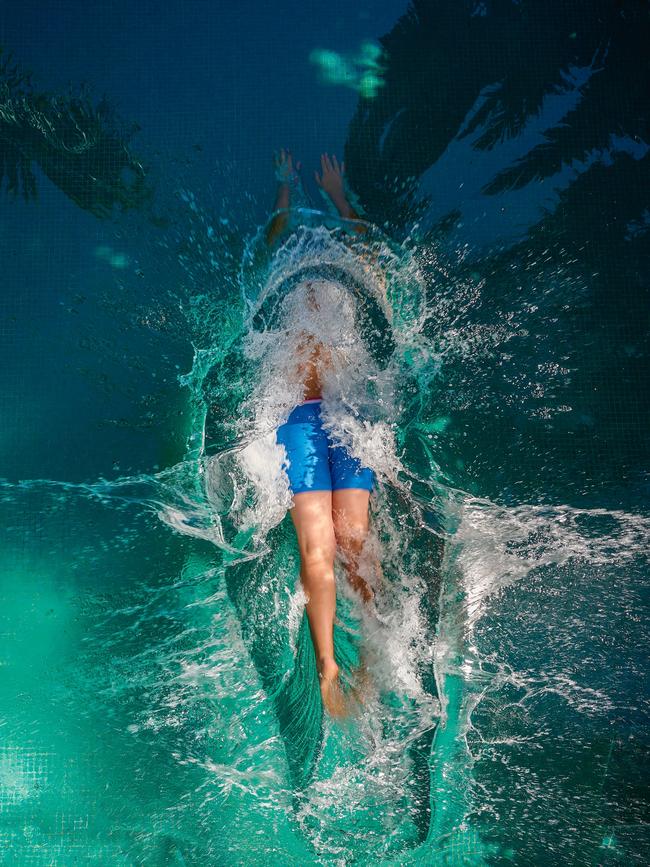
[276,399,374,495]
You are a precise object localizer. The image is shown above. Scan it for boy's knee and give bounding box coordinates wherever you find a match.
[333,516,368,556]
[300,539,336,574]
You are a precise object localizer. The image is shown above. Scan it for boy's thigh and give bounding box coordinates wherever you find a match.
[290,490,336,561]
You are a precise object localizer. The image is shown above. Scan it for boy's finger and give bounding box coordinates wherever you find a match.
[341,161,346,175]
[332,154,340,172]
[314,171,322,186]
[296,161,302,171]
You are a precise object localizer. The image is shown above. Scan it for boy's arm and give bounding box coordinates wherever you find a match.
[266,149,300,247]
[265,182,290,246]
[314,153,367,234]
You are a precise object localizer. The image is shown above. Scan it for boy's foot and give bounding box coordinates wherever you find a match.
[318,657,347,717]
[349,661,373,707]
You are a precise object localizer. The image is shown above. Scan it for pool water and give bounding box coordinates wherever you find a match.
[1,1,649,864]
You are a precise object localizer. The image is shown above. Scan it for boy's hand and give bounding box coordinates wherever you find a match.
[315,153,354,218]
[314,153,346,203]
[274,148,301,188]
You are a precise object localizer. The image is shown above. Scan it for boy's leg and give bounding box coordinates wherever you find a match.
[290,490,345,714]
[331,488,374,602]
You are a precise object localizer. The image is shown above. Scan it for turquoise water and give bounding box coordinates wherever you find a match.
[2,1,650,864]
[2,201,648,863]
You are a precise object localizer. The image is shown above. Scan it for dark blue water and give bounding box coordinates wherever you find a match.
[1,2,648,864]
